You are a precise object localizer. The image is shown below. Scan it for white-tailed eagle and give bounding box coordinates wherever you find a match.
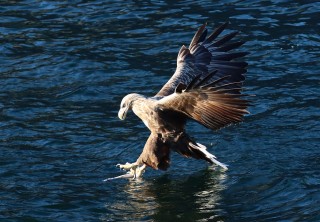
[105,22,250,181]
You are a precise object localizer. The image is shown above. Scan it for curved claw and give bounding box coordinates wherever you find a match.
[116,162,129,167]
[135,164,146,178]
[109,163,147,180]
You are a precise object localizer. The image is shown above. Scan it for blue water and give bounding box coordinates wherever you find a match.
[1,0,319,221]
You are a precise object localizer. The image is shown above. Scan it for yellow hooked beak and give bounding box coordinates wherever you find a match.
[118,107,128,120]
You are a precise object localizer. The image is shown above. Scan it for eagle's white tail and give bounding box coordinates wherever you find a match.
[189,142,228,170]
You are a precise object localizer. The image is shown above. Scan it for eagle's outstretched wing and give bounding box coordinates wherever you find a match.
[156,72,250,130]
[155,22,248,97]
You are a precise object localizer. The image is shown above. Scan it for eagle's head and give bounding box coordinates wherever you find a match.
[118,93,142,120]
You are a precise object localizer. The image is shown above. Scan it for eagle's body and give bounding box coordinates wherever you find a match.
[105,22,250,180]
[128,94,210,171]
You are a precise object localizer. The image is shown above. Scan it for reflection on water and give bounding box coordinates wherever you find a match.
[104,170,227,221]
[108,180,159,221]
[1,0,320,221]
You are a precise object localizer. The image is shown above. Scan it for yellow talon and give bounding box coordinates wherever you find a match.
[116,162,146,179]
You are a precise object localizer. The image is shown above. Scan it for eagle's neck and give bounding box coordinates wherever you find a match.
[131,96,155,130]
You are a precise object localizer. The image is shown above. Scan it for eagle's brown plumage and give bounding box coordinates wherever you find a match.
[112,22,250,180]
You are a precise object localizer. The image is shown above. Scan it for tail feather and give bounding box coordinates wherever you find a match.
[169,132,228,170]
[189,142,228,170]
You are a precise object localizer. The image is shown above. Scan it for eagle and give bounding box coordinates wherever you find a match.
[105,22,250,181]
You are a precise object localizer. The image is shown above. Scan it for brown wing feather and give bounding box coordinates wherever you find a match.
[155,22,248,98]
[156,82,250,130]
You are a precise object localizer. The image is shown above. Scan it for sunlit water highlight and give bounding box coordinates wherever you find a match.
[1,0,319,221]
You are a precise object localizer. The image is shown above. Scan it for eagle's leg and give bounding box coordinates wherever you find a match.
[117,162,146,179]
[134,164,146,178]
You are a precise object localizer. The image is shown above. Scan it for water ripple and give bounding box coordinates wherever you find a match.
[1,0,319,221]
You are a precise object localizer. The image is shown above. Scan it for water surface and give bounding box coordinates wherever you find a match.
[1,0,319,221]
